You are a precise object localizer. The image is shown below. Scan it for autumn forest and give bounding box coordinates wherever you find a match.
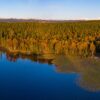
[0,20,100,57]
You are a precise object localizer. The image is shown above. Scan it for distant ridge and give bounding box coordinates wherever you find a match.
[0,18,100,22]
[0,18,40,22]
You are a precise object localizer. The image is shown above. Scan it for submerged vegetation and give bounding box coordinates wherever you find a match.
[0,20,100,57]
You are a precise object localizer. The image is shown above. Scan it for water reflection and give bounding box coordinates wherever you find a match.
[0,50,100,92]
[53,55,100,92]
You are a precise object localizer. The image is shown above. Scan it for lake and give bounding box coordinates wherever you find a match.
[0,51,100,100]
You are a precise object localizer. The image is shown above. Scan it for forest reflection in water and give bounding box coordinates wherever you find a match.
[0,49,100,92]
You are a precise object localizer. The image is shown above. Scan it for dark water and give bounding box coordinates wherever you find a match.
[0,53,100,100]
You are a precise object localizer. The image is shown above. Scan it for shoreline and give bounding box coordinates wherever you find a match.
[0,46,99,60]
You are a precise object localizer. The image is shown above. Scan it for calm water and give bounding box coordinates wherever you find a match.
[0,52,100,100]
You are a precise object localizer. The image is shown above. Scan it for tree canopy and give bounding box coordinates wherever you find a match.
[0,21,100,57]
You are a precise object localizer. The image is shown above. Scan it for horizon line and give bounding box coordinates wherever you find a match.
[0,17,100,21]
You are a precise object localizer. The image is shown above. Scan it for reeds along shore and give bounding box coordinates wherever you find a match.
[0,21,100,57]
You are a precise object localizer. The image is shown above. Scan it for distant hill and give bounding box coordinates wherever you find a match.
[0,18,88,23]
[0,18,100,23]
[0,18,40,22]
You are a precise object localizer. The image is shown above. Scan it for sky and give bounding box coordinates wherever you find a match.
[0,0,100,20]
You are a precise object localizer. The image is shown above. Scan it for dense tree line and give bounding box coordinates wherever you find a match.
[0,21,100,57]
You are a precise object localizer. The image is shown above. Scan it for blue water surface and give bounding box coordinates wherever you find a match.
[0,53,100,100]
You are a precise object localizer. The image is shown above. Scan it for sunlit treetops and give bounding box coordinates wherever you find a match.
[0,21,100,57]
